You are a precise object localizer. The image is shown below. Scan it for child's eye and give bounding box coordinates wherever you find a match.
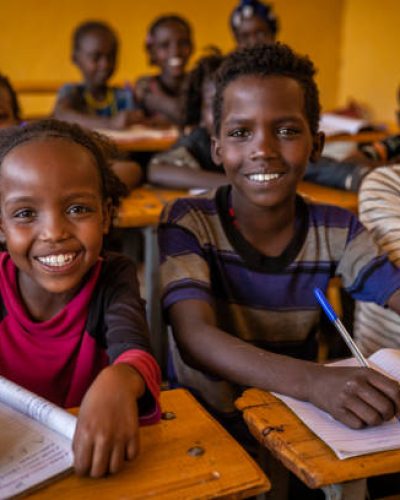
[67,205,92,215]
[277,127,300,138]
[228,128,250,138]
[14,209,35,220]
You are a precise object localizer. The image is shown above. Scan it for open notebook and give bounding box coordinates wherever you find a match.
[0,377,76,498]
[274,348,400,459]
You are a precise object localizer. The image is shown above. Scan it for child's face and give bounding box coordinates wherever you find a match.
[0,138,111,302]
[150,22,192,78]
[0,86,17,128]
[234,16,275,49]
[74,30,117,88]
[212,75,323,210]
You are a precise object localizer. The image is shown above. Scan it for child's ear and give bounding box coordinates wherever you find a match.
[309,132,325,163]
[211,136,223,166]
[102,199,113,235]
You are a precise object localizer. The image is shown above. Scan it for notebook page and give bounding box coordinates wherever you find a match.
[274,348,400,459]
[0,376,76,440]
[0,401,73,499]
[369,348,400,380]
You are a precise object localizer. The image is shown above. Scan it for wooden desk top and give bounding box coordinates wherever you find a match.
[324,130,393,143]
[236,388,400,489]
[29,389,269,499]
[99,126,178,152]
[298,181,358,213]
[116,182,358,230]
[116,186,187,228]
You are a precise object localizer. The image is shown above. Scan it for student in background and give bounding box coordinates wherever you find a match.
[0,120,160,477]
[148,49,366,193]
[134,15,193,126]
[54,21,143,130]
[0,74,21,128]
[158,44,400,452]
[230,0,279,49]
[148,52,226,189]
[354,166,400,355]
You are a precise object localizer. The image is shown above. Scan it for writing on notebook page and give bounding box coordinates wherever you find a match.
[273,348,400,459]
[0,376,76,498]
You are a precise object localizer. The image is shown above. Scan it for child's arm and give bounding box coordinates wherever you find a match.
[54,102,144,131]
[73,363,144,477]
[72,254,161,477]
[53,86,145,130]
[169,299,400,429]
[148,140,226,189]
[134,77,181,125]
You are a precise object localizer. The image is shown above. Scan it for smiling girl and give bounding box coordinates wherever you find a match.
[0,119,160,478]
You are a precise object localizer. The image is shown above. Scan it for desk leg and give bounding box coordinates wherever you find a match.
[143,226,166,373]
[322,479,367,500]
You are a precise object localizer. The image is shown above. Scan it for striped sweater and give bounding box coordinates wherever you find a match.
[354,165,400,355]
[159,185,400,411]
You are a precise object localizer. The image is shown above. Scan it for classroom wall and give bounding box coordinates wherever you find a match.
[0,0,343,118]
[339,0,400,125]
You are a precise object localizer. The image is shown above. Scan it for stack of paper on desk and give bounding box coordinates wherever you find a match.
[274,348,400,459]
[0,377,76,498]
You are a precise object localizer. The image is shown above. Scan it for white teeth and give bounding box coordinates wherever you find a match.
[247,173,281,183]
[168,57,183,67]
[37,253,76,267]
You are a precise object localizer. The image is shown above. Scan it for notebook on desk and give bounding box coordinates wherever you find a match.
[274,348,400,459]
[0,377,76,498]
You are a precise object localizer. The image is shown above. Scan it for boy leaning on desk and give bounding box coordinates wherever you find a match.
[158,43,400,455]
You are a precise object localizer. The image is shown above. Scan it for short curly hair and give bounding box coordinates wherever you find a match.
[0,119,128,209]
[72,20,118,55]
[213,43,320,136]
[181,50,224,128]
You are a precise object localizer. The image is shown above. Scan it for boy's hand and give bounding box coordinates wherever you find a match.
[308,365,400,429]
[72,363,145,477]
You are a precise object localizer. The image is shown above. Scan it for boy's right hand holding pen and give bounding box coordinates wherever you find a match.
[309,288,400,429]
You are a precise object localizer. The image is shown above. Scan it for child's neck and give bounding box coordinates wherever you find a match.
[231,192,297,257]
[17,273,79,322]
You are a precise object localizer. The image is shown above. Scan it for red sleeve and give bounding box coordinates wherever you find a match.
[114,349,161,425]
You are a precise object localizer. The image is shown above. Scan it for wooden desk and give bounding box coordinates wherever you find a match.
[29,389,269,499]
[99,126,178,152]
[324,131,393,143]
[116,186,187,228]
[236,388,400,498]
[14,81,62,94]
[298,181,358,213]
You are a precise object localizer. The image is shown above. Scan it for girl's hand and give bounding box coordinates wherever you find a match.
[72,364,145,477]
[307,365,400,429]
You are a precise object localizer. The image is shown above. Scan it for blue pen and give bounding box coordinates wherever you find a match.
[314,287,400,423]
[314,287,369,367]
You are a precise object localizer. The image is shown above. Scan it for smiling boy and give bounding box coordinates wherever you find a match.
[158,44,400,442]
